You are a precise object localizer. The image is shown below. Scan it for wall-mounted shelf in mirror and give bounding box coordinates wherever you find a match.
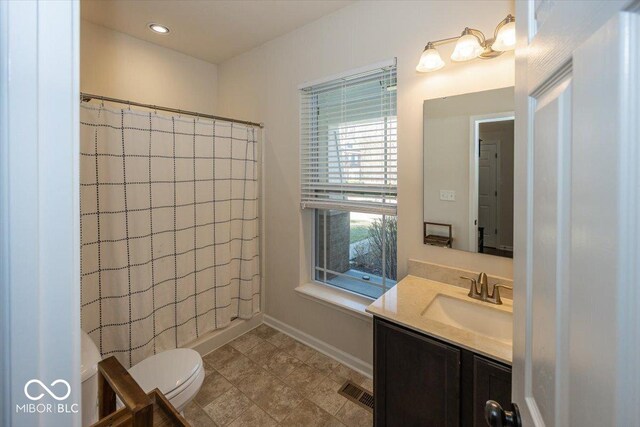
[423,222,453,248]
[423,87,514,259]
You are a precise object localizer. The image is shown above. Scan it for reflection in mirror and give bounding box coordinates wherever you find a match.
[423,87,514,258]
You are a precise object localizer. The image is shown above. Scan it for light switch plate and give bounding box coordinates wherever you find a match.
[439,190,456,201]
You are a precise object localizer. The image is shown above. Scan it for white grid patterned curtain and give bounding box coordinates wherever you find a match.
[80,103,260,367]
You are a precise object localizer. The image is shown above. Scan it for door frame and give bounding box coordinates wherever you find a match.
[0,1,81,426]
[468,112,514,253]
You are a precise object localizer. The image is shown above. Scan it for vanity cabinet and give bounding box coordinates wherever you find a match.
[374,317,512,427]
[470,355,512,426]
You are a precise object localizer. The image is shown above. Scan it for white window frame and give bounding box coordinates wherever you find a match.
[299,59,398,303]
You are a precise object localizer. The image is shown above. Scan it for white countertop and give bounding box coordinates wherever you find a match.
[366,275,513,365]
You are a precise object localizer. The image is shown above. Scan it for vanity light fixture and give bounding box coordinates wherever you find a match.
[148,23,170,34]
[416,14,515,72]
[416,42,445,72]
[451,28,485,62]
[492,15,516,51]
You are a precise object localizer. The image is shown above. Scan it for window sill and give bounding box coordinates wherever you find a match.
[295,282,374,321]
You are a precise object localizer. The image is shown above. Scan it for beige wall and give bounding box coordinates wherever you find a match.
[81,20,218,113]
[217,0,515,365]
[424,88,514,252]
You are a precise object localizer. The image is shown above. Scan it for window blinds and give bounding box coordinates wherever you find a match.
[300,62,397,216]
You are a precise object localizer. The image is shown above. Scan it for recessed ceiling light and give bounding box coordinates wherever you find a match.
[148,23,170,34]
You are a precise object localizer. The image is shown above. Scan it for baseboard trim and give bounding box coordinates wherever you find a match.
[263,314,373,378]
[187,313,263,357]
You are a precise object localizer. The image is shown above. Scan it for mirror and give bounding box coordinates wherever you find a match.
[423,87,514,258]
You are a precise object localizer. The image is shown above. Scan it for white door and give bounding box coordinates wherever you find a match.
[478,141,498,248]
[507,1,640,427]
[0,1,81,426]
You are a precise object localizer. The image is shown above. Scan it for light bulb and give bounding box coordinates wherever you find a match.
[148,23,170,34]
[451,33,484,62]
[492,20,516,51]
[416,44,445,72]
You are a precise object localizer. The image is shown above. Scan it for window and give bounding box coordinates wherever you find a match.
[300,61,397,299]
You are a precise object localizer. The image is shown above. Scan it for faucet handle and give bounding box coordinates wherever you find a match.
[460,276,478,297]
[490,284,513,305]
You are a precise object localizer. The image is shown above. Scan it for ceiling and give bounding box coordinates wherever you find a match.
[81,0,354,64]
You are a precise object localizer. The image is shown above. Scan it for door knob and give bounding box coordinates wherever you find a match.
[484,400,522,427]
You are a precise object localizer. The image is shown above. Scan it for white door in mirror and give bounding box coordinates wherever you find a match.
[478,142,498,247]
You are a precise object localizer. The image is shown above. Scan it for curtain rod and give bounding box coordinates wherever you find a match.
[80,92,264,128]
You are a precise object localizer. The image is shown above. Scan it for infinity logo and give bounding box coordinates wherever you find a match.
[24,379,71,401]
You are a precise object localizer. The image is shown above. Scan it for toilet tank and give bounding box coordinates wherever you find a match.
[81,330,102,426]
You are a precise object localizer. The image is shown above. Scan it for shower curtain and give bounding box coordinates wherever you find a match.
[80,103,260,367]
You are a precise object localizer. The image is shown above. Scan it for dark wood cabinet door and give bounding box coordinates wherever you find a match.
[472,355,512,426]
[374,319,460,427]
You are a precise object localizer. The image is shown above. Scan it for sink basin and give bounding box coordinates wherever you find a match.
[421,294,513,344]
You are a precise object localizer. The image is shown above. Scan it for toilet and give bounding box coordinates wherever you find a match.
[80,330,205,426]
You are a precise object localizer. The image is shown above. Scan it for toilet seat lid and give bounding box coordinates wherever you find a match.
[128,349,203,396]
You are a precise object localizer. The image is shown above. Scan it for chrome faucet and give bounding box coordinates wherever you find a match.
[460,272,512,305]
